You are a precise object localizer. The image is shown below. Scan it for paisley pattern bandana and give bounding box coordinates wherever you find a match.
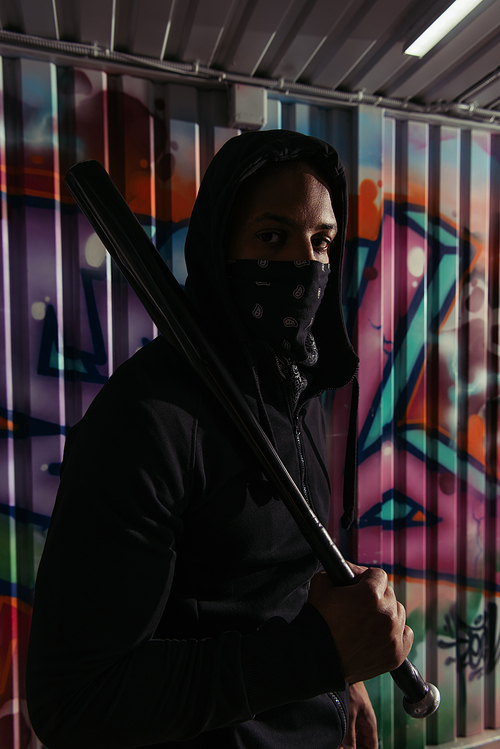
[226,259,331,365]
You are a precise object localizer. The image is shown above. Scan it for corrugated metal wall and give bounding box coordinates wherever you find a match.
[346,108,500,749]
[0,55,499,749]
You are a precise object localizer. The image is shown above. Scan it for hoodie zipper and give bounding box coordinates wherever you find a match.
[328,692,348,739]
[294,412,312,509]
[274,353,314,511]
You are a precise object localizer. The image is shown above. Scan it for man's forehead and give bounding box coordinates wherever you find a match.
[244,157,329,186]
[232,159,334,215]
[249,211,337,230]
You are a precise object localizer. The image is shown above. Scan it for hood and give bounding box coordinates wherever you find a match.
[184,129,358,392]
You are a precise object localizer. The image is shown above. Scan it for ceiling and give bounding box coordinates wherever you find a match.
[0,0,499,121]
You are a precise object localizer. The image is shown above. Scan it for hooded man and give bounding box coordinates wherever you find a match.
[27,130,412,749]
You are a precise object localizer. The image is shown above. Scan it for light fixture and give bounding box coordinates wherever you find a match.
[404,0,485,57]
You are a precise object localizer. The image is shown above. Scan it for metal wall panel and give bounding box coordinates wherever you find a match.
[0,56,499,749]
[343,107,500,748]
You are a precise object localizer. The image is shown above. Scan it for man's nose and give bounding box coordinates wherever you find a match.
[286,237,318,261]
[287,236,328,262]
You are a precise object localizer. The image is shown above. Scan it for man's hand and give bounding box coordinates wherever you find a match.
[342,682,378,749]
[308,565,413,683]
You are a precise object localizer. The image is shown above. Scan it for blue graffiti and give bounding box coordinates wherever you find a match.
[438,602,500,680]
[358,488,442,530]
[37,267,108,383]
[0,406,66,439]
[342,200,493,505]
[352,203,470,467]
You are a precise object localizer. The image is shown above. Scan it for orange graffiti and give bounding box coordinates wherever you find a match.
[126,171,197,224]
[358,180,381,241]
[0,597,34,748]
[0,416,17,432]
[457,413,486,465]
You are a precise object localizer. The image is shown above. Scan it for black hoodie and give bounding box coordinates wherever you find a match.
[26,130,359,749]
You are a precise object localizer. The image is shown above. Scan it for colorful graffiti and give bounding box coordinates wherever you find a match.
[0,58,499,749]
[335,110,500,746]
[438,601,500,680]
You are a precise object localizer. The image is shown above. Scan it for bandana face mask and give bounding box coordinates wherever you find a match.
[226,259,330,365]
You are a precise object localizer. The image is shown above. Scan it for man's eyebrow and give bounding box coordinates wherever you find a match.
[250,212,337,231]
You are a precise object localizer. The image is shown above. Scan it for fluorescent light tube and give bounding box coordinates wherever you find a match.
[404,0,485,57]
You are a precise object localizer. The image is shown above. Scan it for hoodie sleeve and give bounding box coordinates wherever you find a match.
[26,372,253,749]
[26,353,344,749]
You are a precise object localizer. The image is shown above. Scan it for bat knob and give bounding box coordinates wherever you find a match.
[403,682,441,718]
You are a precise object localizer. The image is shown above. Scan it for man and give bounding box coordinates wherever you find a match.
[27,129,412,749]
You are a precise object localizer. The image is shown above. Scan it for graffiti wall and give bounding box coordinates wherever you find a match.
[335,107,500,749]
[0,54,498,748]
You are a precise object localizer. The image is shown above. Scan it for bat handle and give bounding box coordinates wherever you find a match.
[321,545,440,717]
[392,660,441,717]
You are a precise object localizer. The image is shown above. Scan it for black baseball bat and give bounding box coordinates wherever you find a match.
[65,159,440,718]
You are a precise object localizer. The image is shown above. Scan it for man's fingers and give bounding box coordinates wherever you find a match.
[344,682,378,749]
[308,566,413,682]
[403,624,414,655]
[346,561,368,577]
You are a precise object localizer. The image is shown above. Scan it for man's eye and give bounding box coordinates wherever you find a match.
[312,236,332,251]
[257,231,282,243]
